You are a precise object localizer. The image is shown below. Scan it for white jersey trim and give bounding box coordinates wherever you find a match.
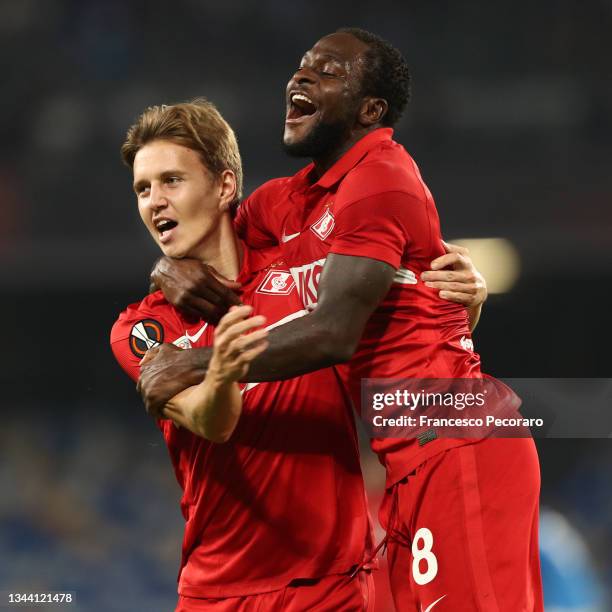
[241,309,309,394]
[394,266,418,285]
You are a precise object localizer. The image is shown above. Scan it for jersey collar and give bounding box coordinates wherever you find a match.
[315,127,394,189]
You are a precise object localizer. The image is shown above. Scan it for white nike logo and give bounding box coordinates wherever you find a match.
[185,323,208,343]
[421,595,446,612]
[281,231,300,243]
[173,323,208,349]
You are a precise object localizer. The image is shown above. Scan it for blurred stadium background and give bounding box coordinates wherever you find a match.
[1,1,611,610]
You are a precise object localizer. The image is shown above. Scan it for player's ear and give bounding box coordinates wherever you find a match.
[358,96,388,127]
[217,170,237,212]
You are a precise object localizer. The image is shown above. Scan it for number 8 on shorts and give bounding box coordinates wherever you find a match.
[412,527,438,585]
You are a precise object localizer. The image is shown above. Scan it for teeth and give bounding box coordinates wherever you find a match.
[292,93,314,105]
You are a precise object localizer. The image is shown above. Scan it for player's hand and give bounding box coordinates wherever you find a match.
[151,256,242,324]
[208,305,269,385]
[421,241,487,307]
[138,343,211,418]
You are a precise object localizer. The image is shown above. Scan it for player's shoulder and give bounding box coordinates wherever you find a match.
[245,176,294,202]
[238,176,295,225]
[111,291,180,342]
[339,139,425,202]
[117,290,173,323]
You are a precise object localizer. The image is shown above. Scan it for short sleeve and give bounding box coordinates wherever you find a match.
[329,191,425,269]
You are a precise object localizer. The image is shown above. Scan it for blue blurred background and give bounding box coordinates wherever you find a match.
[1,1,611,610]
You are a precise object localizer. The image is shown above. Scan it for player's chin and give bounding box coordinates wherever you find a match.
[159,242,183,259]
[283,127,303,146]
[283,116,315,144]
[282,127,314,156]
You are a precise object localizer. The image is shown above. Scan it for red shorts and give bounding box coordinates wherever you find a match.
[175,570,374,611]
[379,438,543,611]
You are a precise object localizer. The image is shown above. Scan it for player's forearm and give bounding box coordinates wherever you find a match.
[163,377,242,443]
[191,377,242,442]
[137,345,213,418]
[244,254,396,382]
[243,312,356,382]
[189,347,212,373]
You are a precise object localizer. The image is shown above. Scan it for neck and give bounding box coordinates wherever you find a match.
[311,125,379,178]
[193,213,243,280]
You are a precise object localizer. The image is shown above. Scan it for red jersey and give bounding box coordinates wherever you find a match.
[110,245,372,598]
[236,128,482,487]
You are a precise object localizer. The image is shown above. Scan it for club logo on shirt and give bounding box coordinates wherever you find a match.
[129,319,164,357]
[256,270,295,295]
[310,208,335,240]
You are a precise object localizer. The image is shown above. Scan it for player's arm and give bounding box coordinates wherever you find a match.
[148,242,487,332]
[242,252,395,381]
[138,252,394,414]
[421,241,487,332]
[141,241,487,407]
[149,257,242,323]
[240,192,484,380]
[158,306,268,443]
[110,309,208,420]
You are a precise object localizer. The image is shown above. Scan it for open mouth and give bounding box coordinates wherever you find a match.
[286,92,318,122]
[154,218,178,242]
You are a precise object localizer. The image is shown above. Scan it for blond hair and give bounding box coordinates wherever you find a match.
[121,98,243,200]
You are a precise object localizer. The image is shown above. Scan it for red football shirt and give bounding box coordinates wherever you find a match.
[110,245,372,598]
[236,128,483,487]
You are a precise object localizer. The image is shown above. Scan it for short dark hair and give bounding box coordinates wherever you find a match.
[337,27,411,127]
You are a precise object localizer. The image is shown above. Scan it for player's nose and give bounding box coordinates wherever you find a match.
[149,184,168,211]
[294,67,317,86]
[287,68,316,93]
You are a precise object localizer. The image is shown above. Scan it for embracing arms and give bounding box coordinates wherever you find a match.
[139,243,486,415]
[140,306,267,440]
[150,240,486,330]
[138,253,393,415]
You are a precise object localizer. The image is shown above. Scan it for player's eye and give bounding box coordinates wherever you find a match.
[166,176,182,185]
[320,63,342,78]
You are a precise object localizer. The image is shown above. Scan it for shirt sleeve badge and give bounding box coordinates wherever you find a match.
[129,319,164,357]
